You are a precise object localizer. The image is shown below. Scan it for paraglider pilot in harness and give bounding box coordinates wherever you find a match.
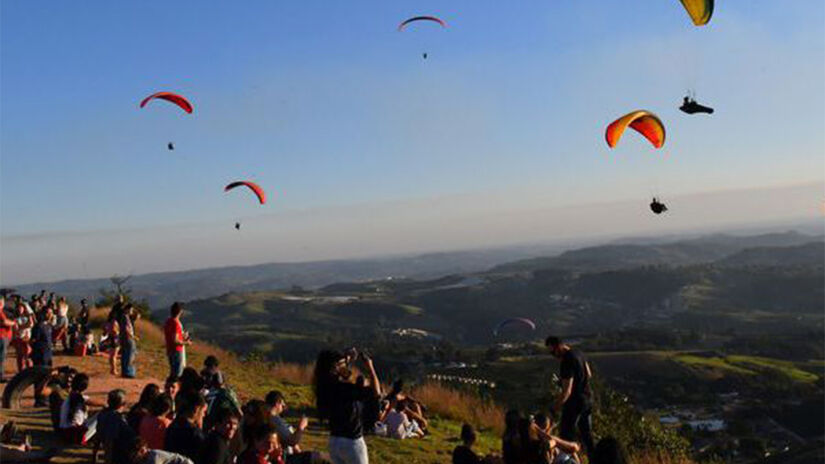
[680,95,714,115]
[650,198,668,215]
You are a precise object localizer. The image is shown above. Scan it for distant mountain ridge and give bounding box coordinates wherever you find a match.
[6,246,560,310]
[492,231,823,273]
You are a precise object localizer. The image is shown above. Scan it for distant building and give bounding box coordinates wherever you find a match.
[688,419,726,432]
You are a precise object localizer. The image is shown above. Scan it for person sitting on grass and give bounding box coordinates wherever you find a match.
[382,399,424,440]
[529,413,580,464]
[94,389,135,464]
[164,376,181,418]
[128,384,161,432]
[140,394,174,451]
[238,424,284,464]
[265,390,329,464]
[452,423,500,464]
[197,408,239,464]
[164,392,207,461]
[383,380,428,432]
[58,373,101,445]
[200,355,224,392]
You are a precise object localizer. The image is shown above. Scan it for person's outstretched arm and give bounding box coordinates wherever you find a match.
[363,355,381,397]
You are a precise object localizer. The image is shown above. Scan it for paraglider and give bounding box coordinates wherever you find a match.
[650,198,668,215]
[224,181,266,205]
[397,16,447,31]
[679,0,713,26]
[139,92,193,114]
[493,318,536,336]
[680,95,714,114]
[605,110,666,149]
[167,142,175,151]
[235,222,241,230]
[398,15,446,60]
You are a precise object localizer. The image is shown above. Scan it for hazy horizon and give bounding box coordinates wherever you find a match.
[2,181,821,285]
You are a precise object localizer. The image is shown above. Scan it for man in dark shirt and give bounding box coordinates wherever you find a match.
[547,335,594,461]
[198,408,238,464]
[94,389,135,464]
[164,392,206,461]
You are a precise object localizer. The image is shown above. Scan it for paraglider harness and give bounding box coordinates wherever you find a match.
[650,198,668,215]
[680,93,714,114]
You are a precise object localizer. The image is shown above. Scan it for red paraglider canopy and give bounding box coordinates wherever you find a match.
[224,181,266,205]
[139,92,193,114]
[398,16,447,31]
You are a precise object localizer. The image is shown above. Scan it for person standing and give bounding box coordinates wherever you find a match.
[313,350,381,464]
[118,304,138,378]
[30,307,54,368]
[11,302,33,372]
[0,297,17,383]
[53,298,71,353]
[546,336,594,461]
[164,302,190,378]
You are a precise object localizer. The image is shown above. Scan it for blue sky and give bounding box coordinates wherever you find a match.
[1,1,823,283]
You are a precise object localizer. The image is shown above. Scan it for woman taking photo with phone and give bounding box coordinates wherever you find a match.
[312,349,381,464]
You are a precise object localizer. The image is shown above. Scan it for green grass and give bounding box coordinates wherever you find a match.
[726,355,820,383]
[672,354,757,376]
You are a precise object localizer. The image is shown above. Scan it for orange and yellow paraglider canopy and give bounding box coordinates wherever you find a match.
[605,110,666,149]
[680,0,713,26]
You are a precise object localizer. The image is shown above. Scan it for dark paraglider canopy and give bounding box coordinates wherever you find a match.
[650,198,668,215]
[235,222,241,230]
[422,52,428,59]
[680,96,714,114]
[167,142,175,150]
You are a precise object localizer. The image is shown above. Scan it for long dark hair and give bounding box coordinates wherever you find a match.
[67,374,90,418]
[312,349,345,420]
[134,383,160,410]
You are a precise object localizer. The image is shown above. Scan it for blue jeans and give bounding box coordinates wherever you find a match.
[168,350,185,378]
[120,339,137,378]
[328,436,368,464]
[0,337,9,381]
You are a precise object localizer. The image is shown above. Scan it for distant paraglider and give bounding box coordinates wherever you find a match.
[397,16,447,31]
[605,110,666,149]
[679,0,713,26]
[398,15,446,60]
[167,142,175,151]
[139,92,193,114]
[680,96,714,115]
[493,318,536,337]
[650,198,668,215]
[235,222,241,230]
[224,181,266,205]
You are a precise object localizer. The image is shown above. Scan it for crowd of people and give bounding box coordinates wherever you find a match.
[3,350,327,464]
[0,292,628,464]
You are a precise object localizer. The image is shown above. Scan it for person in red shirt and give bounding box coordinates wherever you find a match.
[239,424,284,464]
[163,302,190,378]
[0,297,18,383]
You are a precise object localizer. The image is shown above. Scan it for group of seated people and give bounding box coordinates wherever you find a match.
[451,411,628,464]
[373,380,428,440]
[37,356,328,464]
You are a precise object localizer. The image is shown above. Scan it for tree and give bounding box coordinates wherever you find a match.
[97,274,151,318]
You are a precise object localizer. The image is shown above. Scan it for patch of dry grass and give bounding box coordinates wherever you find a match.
[411,381,505,435]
